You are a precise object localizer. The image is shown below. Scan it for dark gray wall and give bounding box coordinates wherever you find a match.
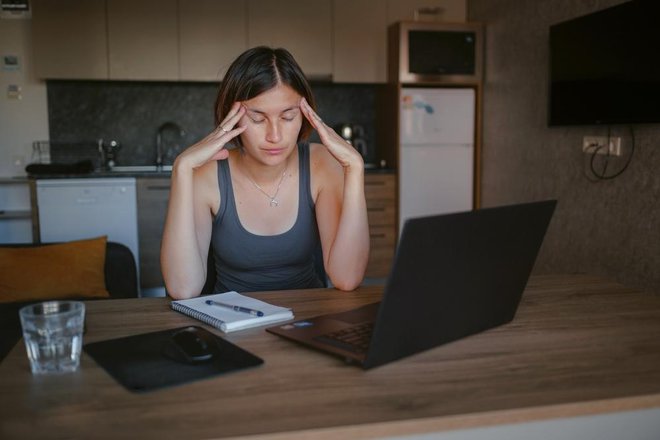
[47,80,381,167]
[469,0,660,294]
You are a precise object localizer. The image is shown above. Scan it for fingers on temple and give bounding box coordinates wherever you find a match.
[301,98,325,132]
[218,102,245,133]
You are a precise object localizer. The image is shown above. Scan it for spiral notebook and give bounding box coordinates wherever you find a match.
[171,291,294,333]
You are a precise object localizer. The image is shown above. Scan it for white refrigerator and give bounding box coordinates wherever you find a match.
[399,87,475,227]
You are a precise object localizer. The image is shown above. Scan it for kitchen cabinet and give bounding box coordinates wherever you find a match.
[107,0,178,80]
[333,0,467,84]
[136,177,170,289]
[30,0,467,82]
[179,0,248,81]
[364,173,396,279]
[333,0,388,84]
[387,0,466,23]
[247,0,332,79]
[0,179,33,244]
[31,0,108,79]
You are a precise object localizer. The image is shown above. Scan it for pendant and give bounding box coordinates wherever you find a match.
[270,198,279,207]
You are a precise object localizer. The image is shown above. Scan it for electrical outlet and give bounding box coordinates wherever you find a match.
[12,154,25,167]
[582,136,622,156]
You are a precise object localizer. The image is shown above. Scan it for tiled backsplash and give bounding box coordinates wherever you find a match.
[47,80,380,168]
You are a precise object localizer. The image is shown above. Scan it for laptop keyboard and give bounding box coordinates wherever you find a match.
[313,322,374,354]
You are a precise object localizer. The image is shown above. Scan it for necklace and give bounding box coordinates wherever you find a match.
[245,167,288,207]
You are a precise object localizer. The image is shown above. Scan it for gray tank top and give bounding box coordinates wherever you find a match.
[211,143,323,292]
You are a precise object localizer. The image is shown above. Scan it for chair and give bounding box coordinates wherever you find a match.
[0,241,138,361]
[103,242,139,298]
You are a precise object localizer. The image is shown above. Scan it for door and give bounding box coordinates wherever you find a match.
[179,0,248,81]
[107,0,178,80]
[400,87,475,145]
[247,0,332,78]
[31,0,108,79]
[398,88,475,227]
[36,178,140,271]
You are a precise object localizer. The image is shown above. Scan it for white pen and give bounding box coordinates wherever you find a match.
[205,299,264,317]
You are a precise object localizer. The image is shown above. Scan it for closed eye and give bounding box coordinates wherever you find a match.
[281,110,299,122]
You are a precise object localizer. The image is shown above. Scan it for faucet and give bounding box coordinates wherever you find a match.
[97,138,121,170]
[156,122,185,170]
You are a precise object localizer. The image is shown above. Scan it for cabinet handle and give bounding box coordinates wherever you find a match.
[414,6,444,20]
[367,207,386,212]
[146,185,170,191]
[370,233,387,239]
[365,181,386,186]
[76,197,97,204]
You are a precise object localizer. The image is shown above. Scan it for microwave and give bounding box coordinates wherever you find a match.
[388,21,483,84]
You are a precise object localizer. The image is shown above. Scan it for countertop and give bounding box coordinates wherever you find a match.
[0,177,30,184]
[28,171,173,179]
[21,167,396,180]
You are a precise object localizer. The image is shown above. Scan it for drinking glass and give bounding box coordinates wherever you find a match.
[19,301,85,374]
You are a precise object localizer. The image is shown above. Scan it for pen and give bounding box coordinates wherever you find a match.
[205,299,264,317]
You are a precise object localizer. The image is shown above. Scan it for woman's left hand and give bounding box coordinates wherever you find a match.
[300,97,364,169]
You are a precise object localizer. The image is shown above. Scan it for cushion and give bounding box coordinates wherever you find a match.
[0,236,110,303]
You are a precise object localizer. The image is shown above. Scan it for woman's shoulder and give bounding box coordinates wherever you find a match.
[307,142,344,197]
[192,159,220,205]
[194,161,218,193]
[308,142,342,175]
[194,159,219,183]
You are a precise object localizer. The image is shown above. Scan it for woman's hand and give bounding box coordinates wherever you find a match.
[175,102,246,170]
[300,97,364,169]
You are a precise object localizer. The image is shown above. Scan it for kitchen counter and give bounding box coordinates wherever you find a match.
[25,165,173,179]
[0,177,30,183]
[24,166,395,180]
[26,173,172,179]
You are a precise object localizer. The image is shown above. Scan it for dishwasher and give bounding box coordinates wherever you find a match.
[36,178,141,294]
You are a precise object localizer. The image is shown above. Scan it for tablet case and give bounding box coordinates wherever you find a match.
[83,326,263,392]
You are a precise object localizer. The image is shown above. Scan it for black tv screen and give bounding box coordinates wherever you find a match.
[549,0,660,126]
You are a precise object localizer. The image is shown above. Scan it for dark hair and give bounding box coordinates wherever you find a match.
[214,46,316,144]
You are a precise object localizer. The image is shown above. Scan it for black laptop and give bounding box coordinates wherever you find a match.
[266,200,557,369]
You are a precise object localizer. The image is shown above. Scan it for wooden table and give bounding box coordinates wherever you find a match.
[2,274,660,439]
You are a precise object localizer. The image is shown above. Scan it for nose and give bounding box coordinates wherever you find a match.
[265,120,282,143]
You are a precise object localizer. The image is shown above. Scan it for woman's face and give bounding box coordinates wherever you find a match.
[238,83,303,166]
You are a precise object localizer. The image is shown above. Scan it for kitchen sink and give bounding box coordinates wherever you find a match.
[109,165,173,173]
[90,165,173,177]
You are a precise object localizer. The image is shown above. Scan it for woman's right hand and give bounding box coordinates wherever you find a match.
[175,102,246,170]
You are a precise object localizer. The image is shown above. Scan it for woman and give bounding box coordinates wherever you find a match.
[161,47,369,299]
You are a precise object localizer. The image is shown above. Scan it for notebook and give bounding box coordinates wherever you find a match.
[267,200,557,369]
[172,291,294,333]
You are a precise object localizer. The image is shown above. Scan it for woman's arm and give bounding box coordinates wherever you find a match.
[161,103,246,299]
[300,98,370,291]
[160,163,212,299]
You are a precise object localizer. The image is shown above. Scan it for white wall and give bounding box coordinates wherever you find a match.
[0,17,49,177]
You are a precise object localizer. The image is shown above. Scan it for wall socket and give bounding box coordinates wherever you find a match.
[582,136,622,156]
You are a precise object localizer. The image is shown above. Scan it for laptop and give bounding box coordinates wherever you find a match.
[266,200,557,369]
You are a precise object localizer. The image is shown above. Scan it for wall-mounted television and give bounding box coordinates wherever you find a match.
[548,0,660,126]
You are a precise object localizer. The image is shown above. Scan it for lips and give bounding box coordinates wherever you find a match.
[261,148,286,155]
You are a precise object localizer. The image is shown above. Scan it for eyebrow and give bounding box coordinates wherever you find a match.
[246,106,300,116]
